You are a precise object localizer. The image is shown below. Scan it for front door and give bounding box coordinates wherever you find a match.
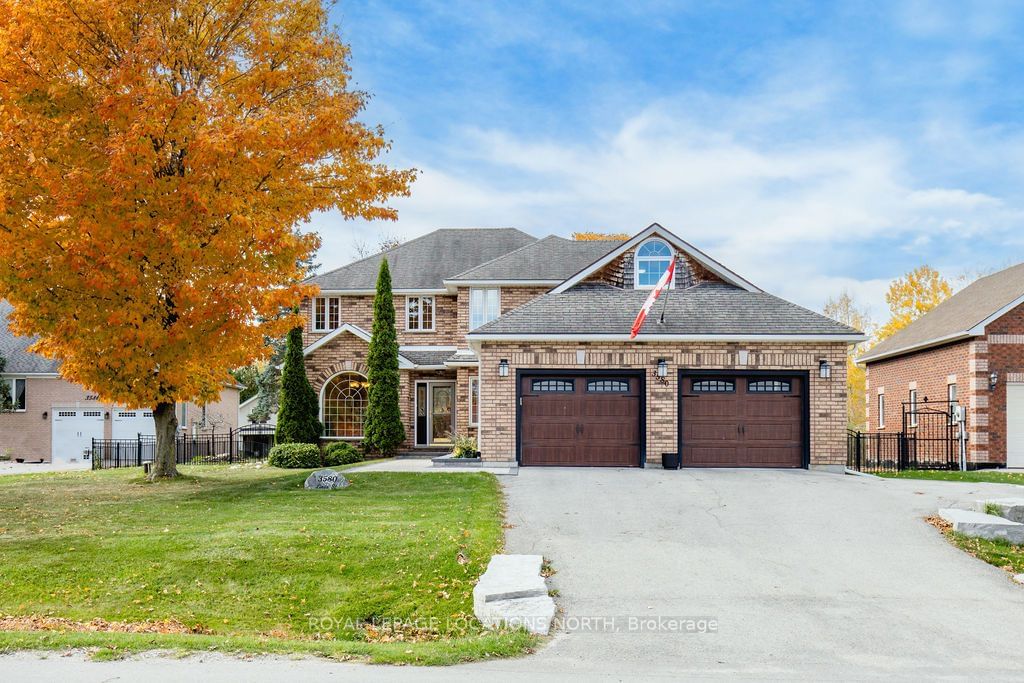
[415,382,456,447]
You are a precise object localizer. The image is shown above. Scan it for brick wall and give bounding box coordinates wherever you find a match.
[302,294,459,347]
[864,341,971,432]
[864,301,1024,466]
[476,341,848,468]
[981,302,1024,465]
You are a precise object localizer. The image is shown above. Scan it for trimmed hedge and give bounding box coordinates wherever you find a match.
[323,441,364,466]
[268,442,321,469]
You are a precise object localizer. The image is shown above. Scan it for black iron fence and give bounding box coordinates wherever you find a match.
[92,424,276,469]
[847,399,962,473]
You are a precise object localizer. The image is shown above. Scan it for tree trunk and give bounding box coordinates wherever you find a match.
[150,401,179,479]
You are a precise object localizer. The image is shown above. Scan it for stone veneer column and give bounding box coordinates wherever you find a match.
[967,340,990,464]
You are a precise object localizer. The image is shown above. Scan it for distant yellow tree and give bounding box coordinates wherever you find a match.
[571,231,631,241]
[876,266,953,342]
[823,291,873,430]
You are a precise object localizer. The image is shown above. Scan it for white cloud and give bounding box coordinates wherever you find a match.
[315,94,1022,316]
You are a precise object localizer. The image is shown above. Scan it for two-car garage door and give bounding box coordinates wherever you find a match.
[517,371,806,468]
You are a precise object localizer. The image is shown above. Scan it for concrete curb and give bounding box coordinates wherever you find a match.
[474,554,555,635]
[939,508,1024,544]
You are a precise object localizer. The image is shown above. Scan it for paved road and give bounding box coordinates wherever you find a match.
[4,469,1024,680]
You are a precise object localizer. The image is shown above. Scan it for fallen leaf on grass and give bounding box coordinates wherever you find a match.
[0,615,211,635]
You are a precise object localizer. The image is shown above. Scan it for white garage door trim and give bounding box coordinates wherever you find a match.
[52,408,105,466]
[1007,383,1024,469]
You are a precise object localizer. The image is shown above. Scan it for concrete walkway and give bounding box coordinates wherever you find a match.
[345,458,517,475]
[4,469,1024,680]
[0,461,90,476]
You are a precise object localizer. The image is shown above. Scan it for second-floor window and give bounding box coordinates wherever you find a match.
[406,296,435,331]
[470,288,500,330]
[313,297,341,332]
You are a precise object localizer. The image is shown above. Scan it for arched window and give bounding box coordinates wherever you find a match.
[322,372,369,438]
[634,238,674,288]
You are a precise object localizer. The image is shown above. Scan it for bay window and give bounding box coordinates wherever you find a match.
[469,288,500,330]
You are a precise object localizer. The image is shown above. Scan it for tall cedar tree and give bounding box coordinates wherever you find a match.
[275,327,322,444]
[0,1,414,477]
[363,260,405,454]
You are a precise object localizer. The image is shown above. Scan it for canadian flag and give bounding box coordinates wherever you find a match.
[630,258,676,339]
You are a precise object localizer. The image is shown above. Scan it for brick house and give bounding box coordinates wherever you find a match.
[302,223,862,471]
[0,301,239,465]
[860,263,1024,468]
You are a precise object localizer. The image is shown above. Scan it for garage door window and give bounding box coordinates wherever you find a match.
[747,379,791,393]
[692,379,734,393]
[586,379,630,393]
[531,378,574,392]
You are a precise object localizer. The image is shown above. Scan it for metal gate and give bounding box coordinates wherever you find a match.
[847,399,961,473]
[901,398,959,470]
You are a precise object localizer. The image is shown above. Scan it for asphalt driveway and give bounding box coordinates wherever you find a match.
[6,467,1024,681]
[487,467,1024,679]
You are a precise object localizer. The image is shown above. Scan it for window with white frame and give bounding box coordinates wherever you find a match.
[469,377,480,426]
[948,383,957,424]
[1,378,26,411]
[908,389,917,427]
[313,296,341,332]
[469,288,500,330]
[634,238,675,288]
[406,296,435,331]
[878,393,885,429]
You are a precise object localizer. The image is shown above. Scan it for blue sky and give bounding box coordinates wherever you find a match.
[309,0,1024,319]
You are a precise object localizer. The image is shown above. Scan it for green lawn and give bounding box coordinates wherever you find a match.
[0,465,534,664]
[927,516,1024,577]
[877,469,1024,485]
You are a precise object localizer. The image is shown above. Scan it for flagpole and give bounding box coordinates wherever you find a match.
[658,254,676,324]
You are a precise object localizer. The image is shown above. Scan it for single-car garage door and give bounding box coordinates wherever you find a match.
[680,374,805,468]
[519,374,642,466]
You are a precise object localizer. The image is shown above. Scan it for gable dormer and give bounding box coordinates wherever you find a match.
[555,223,760,293]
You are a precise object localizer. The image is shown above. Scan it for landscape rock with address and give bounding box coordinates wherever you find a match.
[304,469,350,490]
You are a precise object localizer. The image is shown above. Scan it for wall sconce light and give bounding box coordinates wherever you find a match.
[819,359,831,380]
[657,358,668,378]
[42,411,48,420]
[990,371,998,390]
[498,359,509,378]
[104,412,111,420]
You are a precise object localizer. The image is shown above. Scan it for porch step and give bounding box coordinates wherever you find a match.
[974,498,1024,523]
[938,508,1024,544]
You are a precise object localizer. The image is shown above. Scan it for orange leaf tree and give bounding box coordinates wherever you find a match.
[0,0,414,477]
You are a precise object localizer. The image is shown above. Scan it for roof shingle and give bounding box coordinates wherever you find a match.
[447,236,621,281]
[0,301,60,374]
[307,228,536,291]
[468,283,860,337]
[862,262,1024,362]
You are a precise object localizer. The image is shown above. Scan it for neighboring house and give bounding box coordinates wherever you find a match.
[238,394,278,427]
[302,224,862,470]
[0,301,240,465]
[860,263,1024,469]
